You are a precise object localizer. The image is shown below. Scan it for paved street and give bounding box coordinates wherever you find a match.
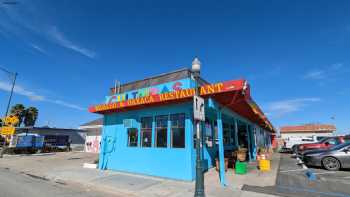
[0,152,279,197]
[0,167,122,197]
[243,154,350,197]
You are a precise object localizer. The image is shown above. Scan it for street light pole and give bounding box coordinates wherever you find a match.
[192,58,205,197]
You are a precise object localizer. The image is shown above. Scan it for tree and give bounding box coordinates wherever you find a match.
[9,104,25,127]
[23,107,39,127]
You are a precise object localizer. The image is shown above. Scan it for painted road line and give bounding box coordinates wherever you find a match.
[294,156,308,169]
[296,157,304,164]
[342,176,350,179]
[280,169,307,173]
[277,185,350,197]
[313,171,336,175]
[302,164,308,169]
[305,170,317,181]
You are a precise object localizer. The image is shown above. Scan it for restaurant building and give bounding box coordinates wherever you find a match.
[89,66,275,184]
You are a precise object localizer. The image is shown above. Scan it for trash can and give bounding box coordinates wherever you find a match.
[259,159,271,171]
[235,161,247,174]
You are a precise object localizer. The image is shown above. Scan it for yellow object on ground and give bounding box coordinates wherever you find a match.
[259,159,271,171]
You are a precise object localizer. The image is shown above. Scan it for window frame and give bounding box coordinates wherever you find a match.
[155,115,168,148]
[170,113,186,148]
[127,128,139,147]
[140,116,153,148]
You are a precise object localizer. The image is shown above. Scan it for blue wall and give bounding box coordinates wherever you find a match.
[100,102,195,181]
[99,95,273,181]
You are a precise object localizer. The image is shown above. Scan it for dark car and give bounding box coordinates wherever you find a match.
[302,142,350,171]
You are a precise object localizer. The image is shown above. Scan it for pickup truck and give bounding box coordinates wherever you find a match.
[296,136,346,155]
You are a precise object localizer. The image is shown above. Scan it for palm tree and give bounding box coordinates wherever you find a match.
[9,104,25,127]
[24,107,39,127]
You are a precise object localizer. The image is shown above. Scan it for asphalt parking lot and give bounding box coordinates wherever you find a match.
[243,154,350,197]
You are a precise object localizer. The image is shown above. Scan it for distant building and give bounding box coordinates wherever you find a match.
[15,126,86,151]
[280,124,336,140]
[79,118,102,153]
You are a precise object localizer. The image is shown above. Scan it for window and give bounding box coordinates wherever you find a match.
[230,124,236,146]
[127,128,138,147]
[325,138,339,145]
[156,115,168,148]
[317,136,326,141]
[171,113,185,148]
[302,139,313,142]
[223,123,230,145]
[205,120,213,148]
[141,117,153,147]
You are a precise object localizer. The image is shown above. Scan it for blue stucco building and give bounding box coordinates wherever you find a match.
[89,68,275,185]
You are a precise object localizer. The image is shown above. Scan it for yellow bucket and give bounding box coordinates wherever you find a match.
[259,159,271,171]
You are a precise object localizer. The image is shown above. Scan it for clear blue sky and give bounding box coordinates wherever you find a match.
[0,0,349,134]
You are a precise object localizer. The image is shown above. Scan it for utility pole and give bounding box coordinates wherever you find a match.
[0,67,17,158]
[0,67,17,117]
[5,73,17,117]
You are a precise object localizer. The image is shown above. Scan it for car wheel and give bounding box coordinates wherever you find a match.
[322,157,341,171]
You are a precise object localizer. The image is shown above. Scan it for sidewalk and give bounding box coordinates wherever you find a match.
[0,152,280,197]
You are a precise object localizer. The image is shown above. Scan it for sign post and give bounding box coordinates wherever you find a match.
[0,114,18,158]
[0,127,15,136]
[193,96,205,121]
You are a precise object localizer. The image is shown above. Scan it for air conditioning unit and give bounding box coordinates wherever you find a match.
[123,119,137,128]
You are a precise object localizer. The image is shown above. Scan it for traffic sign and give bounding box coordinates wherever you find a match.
[193,95,205,121]
[4,115,19,126]
[0,126,15,135]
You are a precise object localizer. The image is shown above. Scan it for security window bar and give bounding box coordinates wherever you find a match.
[223,123,231,145]
[171,113,185,148]
[141,117,153,147]
[127,128,138,147]
[156,115,168,148]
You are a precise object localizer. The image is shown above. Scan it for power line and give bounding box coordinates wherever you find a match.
[0,66,15,75]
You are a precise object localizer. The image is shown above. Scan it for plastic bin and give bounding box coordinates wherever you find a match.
[259,159,271,171]
[235,161,247,174]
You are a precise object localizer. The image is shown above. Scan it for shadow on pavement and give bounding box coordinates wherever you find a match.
[242,154,350,197]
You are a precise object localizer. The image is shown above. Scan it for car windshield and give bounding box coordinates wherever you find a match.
[318,137,331,143]
[316,136,327,141]
[330,142,350,150]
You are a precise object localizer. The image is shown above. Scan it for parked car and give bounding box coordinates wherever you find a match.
[302,142,350,171]
[290,136,329,153]
[295,136,346,155]
[281,136,319,153]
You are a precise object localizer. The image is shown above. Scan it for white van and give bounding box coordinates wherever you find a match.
[282,136,320,152]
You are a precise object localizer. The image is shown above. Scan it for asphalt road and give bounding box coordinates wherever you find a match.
[243,154,350,197]
[0,168,122,197]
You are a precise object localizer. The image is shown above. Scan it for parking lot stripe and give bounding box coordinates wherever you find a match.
[313,172,336,175]
[277,185,350,197]
[280,169,307,173]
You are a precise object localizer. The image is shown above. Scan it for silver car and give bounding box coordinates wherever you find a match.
[302,142,350,171]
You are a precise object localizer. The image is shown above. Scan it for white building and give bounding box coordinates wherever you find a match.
[280,124,336,140]
[79,118,102,153]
